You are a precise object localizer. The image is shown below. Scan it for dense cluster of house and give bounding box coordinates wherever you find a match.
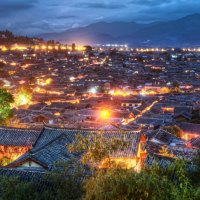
[0,44,199,180]
[0,121,198,179]
[0,46,199,130]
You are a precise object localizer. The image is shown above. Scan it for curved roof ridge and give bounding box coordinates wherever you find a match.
[0,126,40,132]
[43,124,140,133]
[31,133,70,154]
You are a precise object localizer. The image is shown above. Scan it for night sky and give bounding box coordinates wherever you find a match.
[0,0,199,35]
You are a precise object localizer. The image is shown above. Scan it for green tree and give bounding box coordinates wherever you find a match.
[83,159,198,200]
[163,125,183,138]
[171,81,183,93]
[190,147,200,186]
[0,159,86,200]
[0,157,13,166]
[68,132,128,167]
[0,89,14,124]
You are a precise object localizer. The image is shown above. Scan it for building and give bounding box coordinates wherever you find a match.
[0,127,40,164]
[5,125,143,171]
[179,122,200,140]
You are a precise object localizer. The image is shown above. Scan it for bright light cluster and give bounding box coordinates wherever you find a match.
[109,90,131,97]
[14,89,32,107]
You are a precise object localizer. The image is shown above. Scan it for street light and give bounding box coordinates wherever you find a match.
[100,109,110,120]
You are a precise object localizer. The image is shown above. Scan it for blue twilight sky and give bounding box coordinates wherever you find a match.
[0,0,199,35]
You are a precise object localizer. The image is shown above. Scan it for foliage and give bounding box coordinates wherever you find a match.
[0,157,13,166]
[170,81,183,93]
[42,159,87,200]
[163,125,183,138]
[0,134,199,200]
[68,132,129,167]
[190,147,200,185]
[0,160,85,200]
[0,30,43,45]
[83,159,199,200]
[0,89,14,124]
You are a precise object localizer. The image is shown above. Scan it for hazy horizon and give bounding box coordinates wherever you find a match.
[1,0,200,35]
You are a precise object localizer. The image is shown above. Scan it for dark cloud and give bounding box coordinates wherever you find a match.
[0,0,37,17]
[79,2,126,9]
[0,0,199,35]
[136,0,200,21]
[129,0,173,6]
[56,15,77,20]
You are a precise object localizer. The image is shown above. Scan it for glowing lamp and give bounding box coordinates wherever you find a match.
[45,78,52,85]
[69,76,75,82]
[100,110,110,120]
[89,87,97,94]
[54,112,61,116]
[16,94,30,106]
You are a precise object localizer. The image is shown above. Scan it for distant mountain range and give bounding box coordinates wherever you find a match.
[40,14,200,47]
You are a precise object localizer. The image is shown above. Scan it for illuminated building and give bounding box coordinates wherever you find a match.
[6,126,142,171]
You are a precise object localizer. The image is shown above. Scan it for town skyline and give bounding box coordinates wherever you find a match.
[0,1,199,199]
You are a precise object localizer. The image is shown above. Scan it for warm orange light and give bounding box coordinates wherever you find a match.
[99,158,137,170]
[61,46,67,50]
[1,47,8,51]
[45,78,52,85]
[100,109,110,120]
[140,87,170,96]
[109,89,131,96]
[54,112,61,116]
[48,46,53,50]
[14,88,32,107]
[10,62,17,66]
[41,45,46,50]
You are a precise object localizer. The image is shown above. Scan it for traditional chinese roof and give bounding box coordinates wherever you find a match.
[136,117,164,126]
[179,122,200,135]
[153,129,176,145]
[0,168,53,192]
[0,127,40,147]
[174,112,193,120]
[6,125,141,170]
[190,137,200,147]
[174,106,192,115]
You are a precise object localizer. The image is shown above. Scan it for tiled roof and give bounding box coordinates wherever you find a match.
[0,168,46,180]
[154,129,176,145]
[0,168,52,192]
[0,127,40,147]
[33,126,140,153]
[7,126,141,170]
[179,122,200,135]
[136,118,164,126]
[145,154,174,168]
[190,137,200,147]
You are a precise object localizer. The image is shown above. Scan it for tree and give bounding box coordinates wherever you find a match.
[0,159,86,200]
[171,81,183,93]
[163,125,183,138]
[69,132,199,200]
[86,169,169,200]
[0,157,13,166]
[83,159,198,200]
[0,141,199,200]
[68,132,128,168]
[173,81,180,89]
[0,89,14,124]
[190,147,200,185]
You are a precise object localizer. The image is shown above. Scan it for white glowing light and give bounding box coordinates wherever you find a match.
[89,87,97,94]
